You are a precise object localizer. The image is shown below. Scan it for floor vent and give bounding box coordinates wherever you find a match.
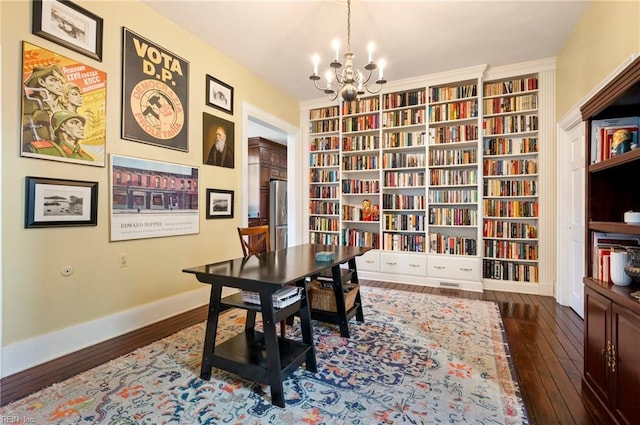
[439,282,460,288]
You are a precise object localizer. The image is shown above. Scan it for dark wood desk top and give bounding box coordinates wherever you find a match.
[183,244,369,290]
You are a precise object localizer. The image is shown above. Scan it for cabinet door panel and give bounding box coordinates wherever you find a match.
[611,304,640,425]
[584,287,612,406]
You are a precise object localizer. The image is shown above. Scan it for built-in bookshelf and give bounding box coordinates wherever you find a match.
[427,79,480,257]
[381,88,427,252]
[341,96,381,249]
[481,74,540,283]
[309,105,341,245]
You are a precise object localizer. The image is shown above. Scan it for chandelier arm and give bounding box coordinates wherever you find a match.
[334,67,345,85]
[312,78,329,91]
[364,82,384,95]
[359,68,374,86]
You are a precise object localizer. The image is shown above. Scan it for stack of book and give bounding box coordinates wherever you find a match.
[592,232,640,283]
[241,286,303,309]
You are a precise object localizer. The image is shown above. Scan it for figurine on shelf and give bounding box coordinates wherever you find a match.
[611,128,634,156]
[372,204,380,221]
[362,199,372,221]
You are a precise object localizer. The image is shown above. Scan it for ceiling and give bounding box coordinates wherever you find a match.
[142,0,590,142]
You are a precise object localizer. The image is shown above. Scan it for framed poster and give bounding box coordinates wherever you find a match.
[25,176,98,228]
[121,28,189,152]
[21,41,107,166]
[206,189,234,219]
[206,74,233,115]
[110,154,199,241]
[203,112,234,168]
[32,0,103,61]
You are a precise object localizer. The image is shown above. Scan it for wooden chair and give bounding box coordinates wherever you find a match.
[237,226,287,338]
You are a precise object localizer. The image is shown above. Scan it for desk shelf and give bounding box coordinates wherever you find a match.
[220,291,304,320]
[212,330,313,385]
[311,302,361,324]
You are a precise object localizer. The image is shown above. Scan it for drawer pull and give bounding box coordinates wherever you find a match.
[365,260,374,264]
[434,265,445,270]
[459,267,472,272]
[386,262,397,265]
[409,263,420,267]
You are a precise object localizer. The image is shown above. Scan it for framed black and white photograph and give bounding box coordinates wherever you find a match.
[206,74,233,115]
[32,0,104,61]
[25,176,98,228]
[206,189,234,219]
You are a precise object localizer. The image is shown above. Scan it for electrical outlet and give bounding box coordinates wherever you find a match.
[119,253,128,268]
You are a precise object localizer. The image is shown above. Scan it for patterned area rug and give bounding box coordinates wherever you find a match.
[1,287,528,424]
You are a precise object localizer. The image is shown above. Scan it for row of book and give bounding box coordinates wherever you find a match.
[382,193,426,210]
[483,219,537,239]
[343,204,379,222]
[383,233,426,252]
[483,200,538,218]
[483,114,538,136]
[382,131,425,148]
[591,232,640,283]
[483,259,538,282]
[309,106,339,120]
[309,232,339,245]
[309,200,339,215]
[483,137,538,155]
[428,124,479,144]
[382,152,426,169]
[342,179,379,194]
[342,97,380,115]
[428,233,477,255]
[484,240,538,260]
[309,186,338,199]
[429,84,478,103]
[342,154,379,171]
[310,119,339,134]
[382,109,425,128]
[429,101,478,123]
[383,213,425,231]
[483,93,537,115]
[309,216,339,232]
[483,159,537,176]
[429,207,478,226]
[310,135,339,151]
[483,77,538,97]
[342,229,380,249]
[428,188,477,204]
[342,114,380,132]
[383,171,425,187]
[429,168,478,186]
[310,169,338,183]
[309,153,340,167]
[483,179,537,197]
[429,148,477,166]
[589,116,639,164]
[382,89,426,110]
[343,135,379,151]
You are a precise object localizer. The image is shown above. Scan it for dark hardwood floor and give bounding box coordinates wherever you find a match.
[359,279,595,425]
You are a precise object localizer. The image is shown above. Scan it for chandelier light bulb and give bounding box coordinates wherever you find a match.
[368,42,375,63]
[332,39,340,61]
[312,54,320,76]
[325,70,333,84]
[378,59,386,80]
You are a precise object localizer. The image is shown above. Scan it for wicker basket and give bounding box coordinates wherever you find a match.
[308,279,359,312]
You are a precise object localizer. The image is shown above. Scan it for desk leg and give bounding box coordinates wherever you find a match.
[349,258,365,323]
[331,265,350,338]
[259,290,285,408]
[297,279,317,372]
[200,284,222,380]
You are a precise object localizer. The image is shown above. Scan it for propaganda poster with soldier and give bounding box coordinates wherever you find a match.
[21,42,107,166]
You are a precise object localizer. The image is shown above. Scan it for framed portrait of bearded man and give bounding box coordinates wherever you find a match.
[21,41,107,166]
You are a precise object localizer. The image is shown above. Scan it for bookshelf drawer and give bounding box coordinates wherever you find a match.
[428,256,480,281]
[356,250,380,272]
[381,252,427,276]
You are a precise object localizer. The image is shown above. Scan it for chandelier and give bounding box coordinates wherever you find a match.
[309,0,387,102]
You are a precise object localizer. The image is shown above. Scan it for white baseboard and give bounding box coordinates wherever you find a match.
[1,286,221,377]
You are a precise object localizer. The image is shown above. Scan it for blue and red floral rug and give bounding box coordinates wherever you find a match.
[0,287,528,424]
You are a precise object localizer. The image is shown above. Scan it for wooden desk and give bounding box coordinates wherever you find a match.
[183,243,369,407]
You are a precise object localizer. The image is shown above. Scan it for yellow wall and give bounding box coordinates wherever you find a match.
[556,1,640,118]
[1,0,298,345]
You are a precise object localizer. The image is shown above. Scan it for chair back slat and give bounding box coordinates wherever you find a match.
[237,225,270,256]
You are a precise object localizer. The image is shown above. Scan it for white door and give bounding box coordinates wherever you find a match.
[568,124,586,317]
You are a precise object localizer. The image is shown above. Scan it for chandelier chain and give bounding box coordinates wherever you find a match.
[347,0,351,52]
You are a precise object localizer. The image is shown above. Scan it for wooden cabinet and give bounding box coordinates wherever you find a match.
[581,56,640,425]
[583,283,640,425]
[248,137,287,226]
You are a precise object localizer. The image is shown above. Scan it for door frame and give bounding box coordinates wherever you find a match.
[240,102,301,246]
